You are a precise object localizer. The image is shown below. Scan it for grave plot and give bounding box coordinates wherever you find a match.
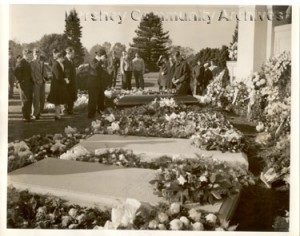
[8,158,240,221]
[115,94,199,107]
[79,134,249,169]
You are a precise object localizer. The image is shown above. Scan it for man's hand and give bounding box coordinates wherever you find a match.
[64,78,70,84]
[172,78,179,85]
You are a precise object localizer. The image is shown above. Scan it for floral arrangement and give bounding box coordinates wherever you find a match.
[44,92,89,113]
[150,158,255,205]
[203,70,234,109]
[104,88,175,104]
[228,42,238,61]
[229,52,291,190]
[88,99,244,152]
[7,187,110,229]
[8,127,86,172]
[7,187,238,231]
[100,200,238,231]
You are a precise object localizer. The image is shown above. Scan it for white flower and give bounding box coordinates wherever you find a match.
[61,215,72,227]
[179,216,190,227]
[91,120,101,130]
[119,154,126,161]
[192,222,204,231]
[169,202,181,215]
[199,175,208,182]
[215,227,225,231]
[158,223,166,230]
[64,126,77,135]
[177,175,187,185]
[158,212,169,223]
[170,219,183,230]
[256,122,265,132]
[205,213,217,224]
[188,208,202,222]
[104,90,113,99]
[148,220,158,229]
[68,208,78,218]
[110,122,120,131]
[74,213,86,225]
[105,114,115,123]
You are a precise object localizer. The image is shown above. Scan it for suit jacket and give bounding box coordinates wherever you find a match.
[203,68,213,88]
[173,59,192,95]
[14,58,33,84]
[120,57,132,73]
[63,58,77,102]
[30,59,45,84]
[88,58,106,89]
[47,61,69,104]
[193,65,205,85]
[107,56,120,74]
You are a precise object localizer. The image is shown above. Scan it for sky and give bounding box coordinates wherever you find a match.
[10,5,238,52]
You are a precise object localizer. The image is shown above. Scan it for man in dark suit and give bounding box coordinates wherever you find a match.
[87,49,107,118]
[171,51,192,95]
[108,51,120,88]
[14,49,34,122]
[63,47,77,114]
[192,60,205,95]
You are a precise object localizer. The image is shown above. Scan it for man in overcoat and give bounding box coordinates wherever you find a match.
[14,49,34,122]
[192,60,205,95]
[87,49,107,118]
[171,51,192,95]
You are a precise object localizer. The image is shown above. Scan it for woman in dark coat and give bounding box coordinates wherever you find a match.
[157,55,172,91]
[47,51,69,120]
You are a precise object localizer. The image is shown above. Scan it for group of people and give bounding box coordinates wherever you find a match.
[10,47,77,122]
[157,51,218,96]
[118,51,146,90]
[9,46,219,122]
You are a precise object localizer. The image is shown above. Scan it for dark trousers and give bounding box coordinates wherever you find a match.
[133,70,144,89]
[124,71,132,90]
[9,76,15,98]
[65,101,74,114]
[33,83,45,116]
[88,86,105,118]
[19,81,33,120]
[111,69,118,87]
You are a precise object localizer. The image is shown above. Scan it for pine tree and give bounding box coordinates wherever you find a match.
[130,12,170,71]
[64,9,85,66]
[230,23,238,45]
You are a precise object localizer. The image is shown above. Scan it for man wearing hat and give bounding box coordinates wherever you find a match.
[14,48,34,122]
[171,51,192,95]
[87,48,107,118]
[63,47,77,115]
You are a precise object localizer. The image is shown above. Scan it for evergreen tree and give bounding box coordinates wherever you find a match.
[64,9,85,66]
[130,12,170,71]
[230,23,238,45]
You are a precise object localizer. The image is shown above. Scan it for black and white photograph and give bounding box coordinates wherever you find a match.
[0,2,299,235]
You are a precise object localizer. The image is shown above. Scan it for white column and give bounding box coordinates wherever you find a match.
[266,6,274,59]
[235,5,269,81]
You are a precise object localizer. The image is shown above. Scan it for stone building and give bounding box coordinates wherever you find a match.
[227,5,291,82]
